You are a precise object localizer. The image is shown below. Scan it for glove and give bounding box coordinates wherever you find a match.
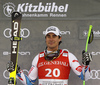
[16,65,20,73]
[82,50,92,65]
[7,61,14,72]
[7,61,20,73]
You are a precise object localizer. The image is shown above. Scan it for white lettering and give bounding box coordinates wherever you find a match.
[12,22,18,54]
[12,45,17,53]
[13,22,18,36]
[51,2,57,12]
[32,6,38,12]
[22,13,48,17]
[60,31,70,35]
[18,51,30,55]
[45,68,60,77]
[43,31,70,35]
[25,3,29,12]
[58,6,64,12]
[17,3,25,12]
[91,52,100,56]
[3,51,30,55]
[64,4,69,12]
[93,30,100,38]
[17,2,68,13]
[29,4,33,12]
[93,30,100,35]
[50,13,67,17]
[38,2,44,12]
[53,68,60,77]
[45,3,51,12]
[38,61,68,67]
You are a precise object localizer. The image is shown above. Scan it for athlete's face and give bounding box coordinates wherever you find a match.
[45,33,61,51]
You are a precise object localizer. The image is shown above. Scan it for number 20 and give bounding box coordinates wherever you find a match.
[45,68,60,77]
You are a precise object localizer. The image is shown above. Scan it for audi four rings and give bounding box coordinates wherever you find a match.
[3,28,30,38]
[3,69,29,79]
[90,70,100,79]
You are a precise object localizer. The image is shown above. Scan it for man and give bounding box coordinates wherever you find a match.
[7,26,92,85]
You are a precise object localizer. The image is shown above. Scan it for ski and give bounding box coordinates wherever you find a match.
[83,25,93,85]
[8,12,22,85]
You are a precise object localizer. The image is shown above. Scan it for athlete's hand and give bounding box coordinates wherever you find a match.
[6,61,20,73]
[16,65,20,73]
[82,50,92,65]
[7,61,15,72]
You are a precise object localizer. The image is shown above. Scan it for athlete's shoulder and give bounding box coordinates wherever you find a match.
[38,51,45,58]
[61,49,69,53]
[32,54,40,66]
[62,49,69,52]
[32,51,45,66]
[61,49,76,57]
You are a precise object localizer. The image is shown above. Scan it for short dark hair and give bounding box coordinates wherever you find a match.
[58,36,62,45]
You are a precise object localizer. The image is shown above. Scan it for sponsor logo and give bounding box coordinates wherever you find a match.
[90,70,100,79]
[12,21,18,54]
[79,27,100,39]
[60,31,70,35]
[3,28,30,38]
[91,51,100,56]
[3,2,15,17]
[93,30,100,38]
[3,51,30,56]
[47,28,56,32]
[38,61,68,67]
[83,30,100,38]
[40,80,67,85]
[17,2,68,13]
[3,2,69,18]
[3,69,28,79]
[62,53,68,57]
[83,30,88,36]
[40,53,44,58]
[43,30,70,35]
[3,27,30,56]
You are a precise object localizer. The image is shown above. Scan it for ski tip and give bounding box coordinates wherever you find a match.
[12,12,22,20]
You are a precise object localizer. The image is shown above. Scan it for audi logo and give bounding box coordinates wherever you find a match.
[90,70,100,79]
[3,69,29,79]
[3,28,30,38]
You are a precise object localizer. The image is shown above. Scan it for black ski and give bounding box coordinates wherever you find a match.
[8,12,22,85]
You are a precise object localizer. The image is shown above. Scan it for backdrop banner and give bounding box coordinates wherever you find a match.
[1,0,100,20]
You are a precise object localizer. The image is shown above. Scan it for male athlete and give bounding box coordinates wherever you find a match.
[7,26,92,85]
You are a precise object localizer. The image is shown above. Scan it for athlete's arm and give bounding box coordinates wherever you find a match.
[68,52,90,81]
[17,54,39,85]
